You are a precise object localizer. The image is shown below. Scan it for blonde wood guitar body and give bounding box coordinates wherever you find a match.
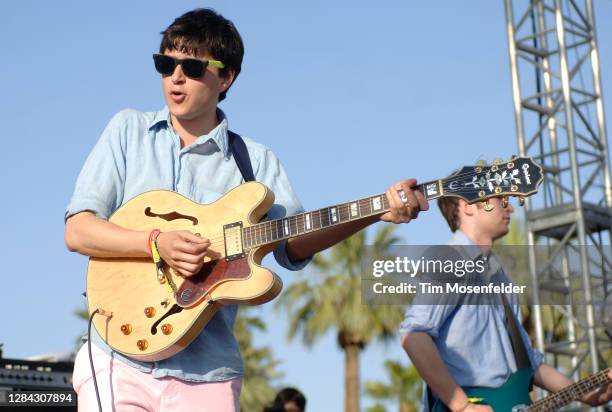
[87,182,282,362]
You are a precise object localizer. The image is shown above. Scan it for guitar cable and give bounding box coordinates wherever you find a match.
[88,308,112,412]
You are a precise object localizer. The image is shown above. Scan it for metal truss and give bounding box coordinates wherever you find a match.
[504,0,612,389]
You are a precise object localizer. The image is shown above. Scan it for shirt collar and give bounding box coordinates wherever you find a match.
[148,107,230,157]
[207,109,229,157]
[449,230,502,273]
[148,106,170,130]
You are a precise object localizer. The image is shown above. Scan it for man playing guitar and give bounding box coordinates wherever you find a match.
[401,196,612,411]
[65,7,427,411]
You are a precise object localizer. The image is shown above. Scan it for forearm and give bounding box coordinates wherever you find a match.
[533,364,573,393]
[402,332,469,411]
[65,211,149,258]
[286,215,380,261]
[534,364,612,406]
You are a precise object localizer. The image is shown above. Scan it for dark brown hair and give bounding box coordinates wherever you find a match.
[437,196,461,232]
[160,8,244,102]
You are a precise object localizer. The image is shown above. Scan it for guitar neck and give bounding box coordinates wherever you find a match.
[242,179,445,249]
[527,368,611,412]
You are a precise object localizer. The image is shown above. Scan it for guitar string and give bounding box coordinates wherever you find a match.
[153,167,538,251]
[528,369,610,411]
[192,187,530,250]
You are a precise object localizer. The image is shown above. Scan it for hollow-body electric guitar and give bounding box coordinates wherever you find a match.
[431,367,611,412]
[87,156,543,361]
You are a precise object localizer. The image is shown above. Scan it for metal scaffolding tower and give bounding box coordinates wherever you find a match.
[504,0,612,382]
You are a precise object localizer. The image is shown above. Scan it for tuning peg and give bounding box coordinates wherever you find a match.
[476,160,488,167]
[483,200,495,212]
[501,196,508,208]
[518,196,525,206]
[492,158,504,165]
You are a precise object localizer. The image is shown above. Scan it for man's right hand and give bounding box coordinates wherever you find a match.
[461,404,493,412]
[156,231,210,277]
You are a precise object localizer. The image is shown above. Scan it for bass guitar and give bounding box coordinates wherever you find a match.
[432,367,611,412]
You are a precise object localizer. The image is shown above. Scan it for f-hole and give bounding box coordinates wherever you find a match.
[151,304,183,335]
[144,207,198,225]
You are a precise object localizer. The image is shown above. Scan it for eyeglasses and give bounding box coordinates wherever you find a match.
[152,54,225,79]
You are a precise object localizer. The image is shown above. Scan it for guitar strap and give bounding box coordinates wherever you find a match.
[228,130,256,183]
[500,293,532,370]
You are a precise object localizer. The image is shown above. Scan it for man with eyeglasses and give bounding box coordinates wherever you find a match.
[65,7,428,411]
[400,196,612,412]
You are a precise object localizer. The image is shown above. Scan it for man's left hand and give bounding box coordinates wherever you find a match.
[581,369,612,406]
[380,179,429,224]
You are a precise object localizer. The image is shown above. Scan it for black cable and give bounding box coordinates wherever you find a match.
[88,309,103,412]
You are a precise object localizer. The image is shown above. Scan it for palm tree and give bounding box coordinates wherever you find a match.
[364,359,422,412]
[276,225,406,412]
[234,307,283,411]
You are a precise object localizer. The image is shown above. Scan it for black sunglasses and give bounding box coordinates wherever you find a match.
[152,54,225,79]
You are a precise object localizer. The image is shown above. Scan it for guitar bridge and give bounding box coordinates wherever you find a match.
[223,222,244,261]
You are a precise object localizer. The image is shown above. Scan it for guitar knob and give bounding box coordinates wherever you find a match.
[161,324,173,335]
[476,160,488,167]
[137,339,148,351]
[144,307,156,318]
[492,158,503,165]
[121,324,132,335]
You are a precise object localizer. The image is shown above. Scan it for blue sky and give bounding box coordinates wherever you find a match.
[1,1,611,411]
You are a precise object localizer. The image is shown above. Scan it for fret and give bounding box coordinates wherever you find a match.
[304,212,312,231]
[290,216,299,235]
[243,227,250,248]
[339,203,350,222]
[350,202,360,218]
[283,218,290,237]
[255,224,260,245]
[371,195,383,212]
[363,198,371,215]
[248,226,257,247]
[321,208,331,228]
[263,221,269,244]
[330,207,338,224]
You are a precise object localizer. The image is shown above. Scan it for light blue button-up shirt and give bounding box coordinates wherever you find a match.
[399,230,543,408]
[66,107,309,381]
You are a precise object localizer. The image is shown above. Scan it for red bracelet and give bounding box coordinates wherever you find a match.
[148,229,161,257]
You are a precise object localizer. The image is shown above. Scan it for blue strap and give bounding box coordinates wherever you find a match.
[228,130,256,182]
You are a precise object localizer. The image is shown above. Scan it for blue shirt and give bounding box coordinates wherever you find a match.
[66,107,310,382]
[399,231,543,408]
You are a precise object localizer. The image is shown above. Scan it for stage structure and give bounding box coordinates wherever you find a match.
[504,0,612,385]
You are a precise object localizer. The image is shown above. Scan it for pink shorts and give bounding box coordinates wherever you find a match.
[73,343,242,412]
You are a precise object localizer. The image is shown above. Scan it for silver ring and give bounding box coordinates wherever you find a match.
[397,189,410,207]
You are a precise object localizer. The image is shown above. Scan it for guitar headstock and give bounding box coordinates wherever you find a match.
[443,156,543,207]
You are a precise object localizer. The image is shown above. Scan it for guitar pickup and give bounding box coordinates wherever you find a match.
[223,222,244,261]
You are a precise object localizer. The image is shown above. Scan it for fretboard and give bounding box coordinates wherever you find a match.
[242,179,445,249]
[527,368,611,412]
